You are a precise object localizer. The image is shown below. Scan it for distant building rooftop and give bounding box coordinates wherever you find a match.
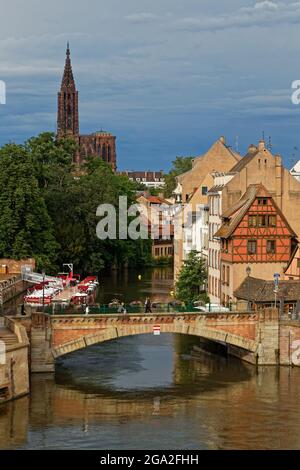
[120,170,165,187]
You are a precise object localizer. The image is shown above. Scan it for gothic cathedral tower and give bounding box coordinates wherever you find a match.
[56,44,117,170]
[57,43,79,138]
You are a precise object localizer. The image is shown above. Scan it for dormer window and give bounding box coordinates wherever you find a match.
[257,198,267,205]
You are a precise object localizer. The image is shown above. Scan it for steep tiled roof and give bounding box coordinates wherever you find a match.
[214,184,261,238]
[230,145,259,173]
[207,185,225,194]
[143,195,171,205]
[234,277,300,302]
[214,183,297,239]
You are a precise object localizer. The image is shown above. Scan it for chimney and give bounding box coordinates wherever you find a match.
[219,136,226,144]
[258,140,265,151]
[248,144,257,154]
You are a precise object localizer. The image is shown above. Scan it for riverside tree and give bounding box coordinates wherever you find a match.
[0,143,58,270]
[175,250,208,305]
[3,132,152,273]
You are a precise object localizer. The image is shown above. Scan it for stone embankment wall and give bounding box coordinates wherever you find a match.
[0,276,28,307]
[0,317,30,403]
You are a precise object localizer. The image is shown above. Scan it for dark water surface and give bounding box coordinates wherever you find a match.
[95,266,174,305]
[1,268,300,450]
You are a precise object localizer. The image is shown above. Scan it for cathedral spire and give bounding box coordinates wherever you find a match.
[61,42,75,89]
[57,43,79,137]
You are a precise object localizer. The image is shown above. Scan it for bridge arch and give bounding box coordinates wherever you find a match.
[51,321,258,360]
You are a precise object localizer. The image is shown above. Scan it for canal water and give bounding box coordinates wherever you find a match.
[1,268,300,450]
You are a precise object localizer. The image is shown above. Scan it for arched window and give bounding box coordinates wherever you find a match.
[98,145,101,157]
[107,145,111,162]
[102,144,107,161]
[67,107,72,129]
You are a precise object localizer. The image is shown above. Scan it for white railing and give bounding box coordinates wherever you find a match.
[21,267,63,288]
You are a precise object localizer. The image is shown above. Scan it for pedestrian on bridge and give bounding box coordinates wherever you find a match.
[145,298,152,313]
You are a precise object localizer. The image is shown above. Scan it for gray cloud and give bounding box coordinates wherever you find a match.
[176,1,300,32]
[1,0,300,169]
[125,12,157,23]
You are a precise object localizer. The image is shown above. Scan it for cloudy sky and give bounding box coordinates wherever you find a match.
[1,0,300,170]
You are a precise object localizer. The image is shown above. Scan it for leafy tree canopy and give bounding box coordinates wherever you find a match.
[175,250,208,305]
[0,143,58,271]
[0,133,152,274]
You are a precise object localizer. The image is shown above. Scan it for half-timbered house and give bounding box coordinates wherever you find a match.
[214,184,298,305]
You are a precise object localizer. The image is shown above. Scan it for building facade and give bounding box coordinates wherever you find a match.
[215,184,298,304]
[207,172,235,303]
[136,194,174,260]
[206,139,300,304]
[57,44,117,170]
[173,136,241,278]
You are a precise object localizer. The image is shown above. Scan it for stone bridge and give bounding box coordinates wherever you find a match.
[27,308,280,372]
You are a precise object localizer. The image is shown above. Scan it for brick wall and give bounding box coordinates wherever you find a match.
[0,258,35,274]
[52,328,104,347]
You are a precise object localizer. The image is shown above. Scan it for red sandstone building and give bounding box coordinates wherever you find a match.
[57,44,117,170]
[214,184,298,305]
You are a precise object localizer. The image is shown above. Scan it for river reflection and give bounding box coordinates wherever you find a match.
[96,267,174,304]
[1,333,300,450]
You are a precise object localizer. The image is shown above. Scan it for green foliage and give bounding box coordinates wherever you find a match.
[25,132,76,188]
[0,143,58,271]
[0,133,153,274]
[164,156,193,198]
[175,250,208,305]
[137,184,163,196]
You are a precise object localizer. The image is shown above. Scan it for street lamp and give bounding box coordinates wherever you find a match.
[246,266,251,311]
[42,271,45,314]
[274,273,280,311]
